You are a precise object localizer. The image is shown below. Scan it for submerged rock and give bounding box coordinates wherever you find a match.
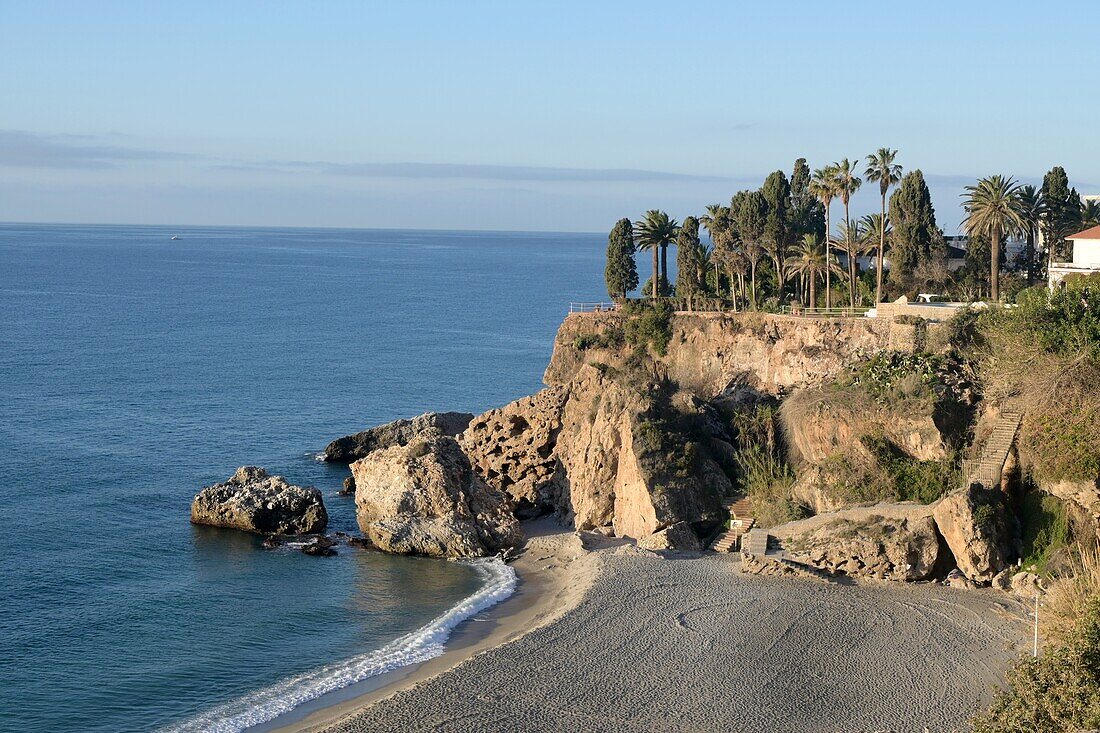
[302,536,338,556]
[323,412,474,462]
[352,436,521,558]
[190,466,328,535]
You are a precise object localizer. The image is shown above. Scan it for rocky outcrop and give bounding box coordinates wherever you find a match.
[459,387,568,517]
[191,466,328,534]
[545,312,902,397]
[636,521,702,552]
[323,411,474,462]
[460,365,728,542]
[772,503,946,581]
[933,484,1012,582]
[1041,478,1100,540]
[780,388,948,465]
[351,436,521,558]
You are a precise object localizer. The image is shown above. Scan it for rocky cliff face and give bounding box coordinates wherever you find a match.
[545,312,897,397]
[459,364,727,548]
[933,484,1012,582]
[351,436,520,558]
[191,466,328,535]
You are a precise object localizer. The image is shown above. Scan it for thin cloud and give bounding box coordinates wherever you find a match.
[213,159,734,183]
[0,130,193,169]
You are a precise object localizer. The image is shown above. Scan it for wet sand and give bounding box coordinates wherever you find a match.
[283,527,1029,733]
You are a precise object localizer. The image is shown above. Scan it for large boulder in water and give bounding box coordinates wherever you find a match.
[323,411,474,462]
[191,466,328,534]
[351,436,521,558]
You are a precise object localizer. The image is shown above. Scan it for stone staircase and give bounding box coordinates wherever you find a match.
[740,528,770,556]
[709,497,755,553]
[962,412,1022,490]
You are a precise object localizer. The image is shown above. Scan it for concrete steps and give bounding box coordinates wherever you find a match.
[709,497,756,553]
[963,412,1022,490]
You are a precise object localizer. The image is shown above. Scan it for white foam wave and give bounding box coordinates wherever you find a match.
[158,558,516,733]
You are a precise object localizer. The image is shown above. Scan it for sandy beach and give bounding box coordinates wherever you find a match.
[273,520,1030,733]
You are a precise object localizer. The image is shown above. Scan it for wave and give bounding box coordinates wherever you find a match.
[157,558,517,733]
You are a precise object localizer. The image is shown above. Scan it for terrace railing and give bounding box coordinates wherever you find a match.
[779,305,872,318]
[569,302,618,313]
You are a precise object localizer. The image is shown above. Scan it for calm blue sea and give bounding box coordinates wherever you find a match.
[0,223,605,732]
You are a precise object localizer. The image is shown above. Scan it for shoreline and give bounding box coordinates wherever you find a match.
[260,518,597,733]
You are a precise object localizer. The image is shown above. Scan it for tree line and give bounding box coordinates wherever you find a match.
[605,154,1099,307]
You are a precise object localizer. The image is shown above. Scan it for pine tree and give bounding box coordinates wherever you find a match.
[604,217,638,298]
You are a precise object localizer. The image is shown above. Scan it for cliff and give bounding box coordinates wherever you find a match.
[544,311,906,397]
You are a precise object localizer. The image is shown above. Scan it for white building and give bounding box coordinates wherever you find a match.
[1049,224,1100,289]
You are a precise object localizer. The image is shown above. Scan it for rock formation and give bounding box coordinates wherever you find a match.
[932,484,1012,582]
[191,466,328,534]
[458,387,568,517]
[323,411,474,462]
[460,364,727,549]
[351,436,521,558]
[773,503,946,581]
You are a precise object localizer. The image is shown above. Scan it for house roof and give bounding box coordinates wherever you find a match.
[1069,224,1100,240]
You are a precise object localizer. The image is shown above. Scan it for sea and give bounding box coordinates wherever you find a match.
[0,223,606,732]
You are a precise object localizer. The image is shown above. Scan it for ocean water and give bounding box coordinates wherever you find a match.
[0,223,605,732]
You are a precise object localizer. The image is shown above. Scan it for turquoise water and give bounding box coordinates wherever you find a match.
[0,223,605,732]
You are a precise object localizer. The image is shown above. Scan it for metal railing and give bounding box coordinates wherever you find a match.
[779,305,873,318]
[569,302,618,313]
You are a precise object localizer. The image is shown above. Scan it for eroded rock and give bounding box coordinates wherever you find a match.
[324,411,474,462]
[352,436,521,558]
[772,503,946,581]
[190,466,327,535]
[932,484,1012,583]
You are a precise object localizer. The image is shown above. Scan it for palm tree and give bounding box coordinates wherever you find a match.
[1081,200,1100,228]
[809,166,840,309]
[962,176,1024,302]
[863,148,902,303]
[833,158,863,307]
[742,239,764,310]
[633,210,680,299]
[701,204,731,294]
[785,234,829,308]
[1015,185,1042,285]
[831,219,869,305]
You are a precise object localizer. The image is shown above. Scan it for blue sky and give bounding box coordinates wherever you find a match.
[1,0,1097,232]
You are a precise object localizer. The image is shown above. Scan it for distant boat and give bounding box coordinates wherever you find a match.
[170,235,180,240]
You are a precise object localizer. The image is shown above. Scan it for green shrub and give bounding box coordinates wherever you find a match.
[1019,492,1072,575]
[623,300,673,356]
[849,351,943,404]
[971,597,1100,733]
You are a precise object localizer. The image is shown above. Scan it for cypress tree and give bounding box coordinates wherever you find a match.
[604,218,638,299]
[761,170,791,247]
[676,216,703,307]
[888,170,940,287]
[1041,166,1082,263]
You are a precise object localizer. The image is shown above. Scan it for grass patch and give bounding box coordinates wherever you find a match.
[1018,492,1072,575]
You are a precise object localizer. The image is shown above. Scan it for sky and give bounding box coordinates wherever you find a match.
[1,0,1098,232]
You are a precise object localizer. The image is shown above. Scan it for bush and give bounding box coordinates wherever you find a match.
[818,437,956,506]
[623,300,673,356]
[848,351,944,404]
[971,596,1100,733]
[1018,492,1072,575]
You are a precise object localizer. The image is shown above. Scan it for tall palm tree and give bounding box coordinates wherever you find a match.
[633,210,680,299]
[831,220,869,305]
[742,239,764,310]
[809,166,840,309]
[785,234,833,309]
[701,204,731,294]
[833,158,863,307]
[863,148,902,303]
[1015,185,1042,285]
[962,176,1024,302]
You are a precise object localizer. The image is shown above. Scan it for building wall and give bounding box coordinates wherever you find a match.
[1072,238,1100,267]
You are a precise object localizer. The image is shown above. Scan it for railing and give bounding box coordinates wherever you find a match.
[779,305,873,318]
[569,302,618,313]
